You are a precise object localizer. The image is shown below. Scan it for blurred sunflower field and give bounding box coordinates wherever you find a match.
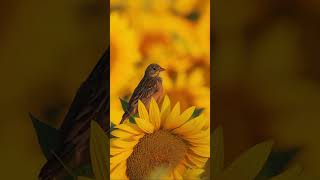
[110,0,210,179]
[110,0,210,125]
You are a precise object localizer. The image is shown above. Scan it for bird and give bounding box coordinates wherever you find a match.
[38,48,109,180]
[120,63,165,124]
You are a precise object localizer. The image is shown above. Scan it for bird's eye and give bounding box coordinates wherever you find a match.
[152,67,156,70]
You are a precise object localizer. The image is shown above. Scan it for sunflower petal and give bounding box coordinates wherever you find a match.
[171,106,196,130]
[135,117,154,133]
[138,100,149,122]
[111,138,138,149]
[115,123,142,135]
[173,168,183,180]
[183,168,204,180]
[149,98,161,130]
[111,129,135,139]
[185,152,208,168]
[161,95,171,121]
[190,145,210,158]
[110,161,128,180]
[110,146,128,156]
[110,149,133,164]
[172,114,205,136]
[163,102,180,130]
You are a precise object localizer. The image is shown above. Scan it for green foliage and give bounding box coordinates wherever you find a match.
[30,113,62,160]
[191,108,204,119]
[119,98,135,123]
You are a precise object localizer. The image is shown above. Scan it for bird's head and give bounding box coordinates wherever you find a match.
[145,64,165,77]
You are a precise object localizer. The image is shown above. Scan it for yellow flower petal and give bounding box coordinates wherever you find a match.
[115,123,142,135]
[185,152,208,168]
[111,138,138,149]
[110,146,128,156]
[183,168,204,180]
[172,114,205,136]
[138,100,150,122]
[187,136,210,146]
[111,129,135,139]
[170,106,195,130]
[173,168,183,180]
[135,117,154,133]
[163,102,180,129]
[183,129,210,140]
[190,145,210,158]
[110,161,128,180]
[149,98,161,130]
[161,95,171,122]
[174,161,186,175]
[110,149,133,164]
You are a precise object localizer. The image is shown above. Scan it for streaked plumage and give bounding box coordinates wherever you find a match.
[120,64,165,124]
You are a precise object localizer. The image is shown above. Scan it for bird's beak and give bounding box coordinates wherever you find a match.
[159,67,166,71]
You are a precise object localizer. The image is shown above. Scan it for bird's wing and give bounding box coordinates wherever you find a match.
[127,78,157,111]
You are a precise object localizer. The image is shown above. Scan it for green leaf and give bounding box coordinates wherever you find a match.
[90,121,109,180]
[217,141,274,180]
[119,98,129,112]
[30,113,62,160]
[191,108,204,118]
[270,165,302,180]
[213,126,224,177]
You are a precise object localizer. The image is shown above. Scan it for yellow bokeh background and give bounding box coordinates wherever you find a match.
[110,0,211,126]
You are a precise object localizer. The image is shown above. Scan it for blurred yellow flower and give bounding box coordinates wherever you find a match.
[110,12,140,124]
[163,69,210,124]
[110,0,210,134]
[110,96,209,179]
[172,0,198,15]
[196,0,210,63]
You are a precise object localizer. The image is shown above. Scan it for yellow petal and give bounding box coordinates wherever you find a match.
[163,102,180,130]
[115,123,142,135]
[138,100,149,122]
[174,162,186,175]
[173,168,183,180]
[170,106,196,130]
[190,145,210,158]
[135,117,154,133]
[111,138,138,149]
[149,98,161,130]
[110,150,133,164]
[172,114,205,136]
[187,136,210,146]
[110,146,128,156]
[185,152,208,168]
[161,95,171,122]
[110,162,128,180]
[183,129,210,140]
[111,129,135,139]
[183,168,204,180]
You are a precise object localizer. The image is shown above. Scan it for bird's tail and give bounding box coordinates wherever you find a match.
[120,112,130,124]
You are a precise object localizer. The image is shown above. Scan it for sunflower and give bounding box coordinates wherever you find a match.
[110,96,210,180]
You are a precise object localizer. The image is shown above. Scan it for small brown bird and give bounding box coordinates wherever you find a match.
[120,64,165,124]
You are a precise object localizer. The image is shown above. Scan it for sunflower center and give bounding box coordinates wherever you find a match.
[126,130,187,180]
